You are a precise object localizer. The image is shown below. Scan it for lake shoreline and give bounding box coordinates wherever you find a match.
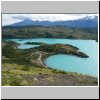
[3,37,97,41]
[39,52,97,78]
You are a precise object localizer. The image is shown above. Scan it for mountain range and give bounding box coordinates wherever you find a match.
[10,16,98,28]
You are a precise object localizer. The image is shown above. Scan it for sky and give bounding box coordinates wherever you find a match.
[2,14,98,26]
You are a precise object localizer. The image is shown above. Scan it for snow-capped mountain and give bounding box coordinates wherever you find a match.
[10,16,98,28]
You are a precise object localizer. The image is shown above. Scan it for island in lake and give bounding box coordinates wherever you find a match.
[2,14,98,86]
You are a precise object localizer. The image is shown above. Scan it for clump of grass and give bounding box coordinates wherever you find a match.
[52,69,82,76]
[20,80,29,86]
[52,69,68,74]
[21,66,30,71]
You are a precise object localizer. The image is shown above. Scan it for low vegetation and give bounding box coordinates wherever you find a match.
[25,42,46,45]
[2,63,98,86]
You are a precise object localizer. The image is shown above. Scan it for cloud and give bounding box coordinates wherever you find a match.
[2,14,98,26]
[12,15,29,20]
[2,14,22,26]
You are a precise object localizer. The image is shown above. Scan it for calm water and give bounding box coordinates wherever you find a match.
[18,44,39,49]
[8,38,98,77]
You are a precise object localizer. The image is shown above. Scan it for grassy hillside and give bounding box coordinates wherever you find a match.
[2,63,98,86]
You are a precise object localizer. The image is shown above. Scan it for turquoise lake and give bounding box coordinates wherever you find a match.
[8,38,98,77]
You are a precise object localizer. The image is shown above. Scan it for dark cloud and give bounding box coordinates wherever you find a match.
[12,15,30,20]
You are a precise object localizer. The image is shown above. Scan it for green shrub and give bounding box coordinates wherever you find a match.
[52,69,67,74]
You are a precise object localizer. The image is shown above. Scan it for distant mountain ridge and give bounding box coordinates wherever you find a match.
[10,16,98,28]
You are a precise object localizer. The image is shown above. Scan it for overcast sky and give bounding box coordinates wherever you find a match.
[2,14,98,26]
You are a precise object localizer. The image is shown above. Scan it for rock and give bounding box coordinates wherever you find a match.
[33,77,38,81]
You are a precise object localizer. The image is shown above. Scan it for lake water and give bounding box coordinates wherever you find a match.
[8,38,98,77]
[18,44,39,49]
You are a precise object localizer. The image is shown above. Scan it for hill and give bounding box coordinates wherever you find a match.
[2,26,98,41]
